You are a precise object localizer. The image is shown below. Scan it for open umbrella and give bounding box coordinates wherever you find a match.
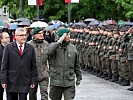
[84,18,96,22]
[18,22,30,26]
[0,21,10,28]
[74,22,87,27]
[124,22,133,26]
[105,20,117,25]
[99,21,109,26]
[48,20,64,25]
[45,26,54,31]
[9,23,18,30]
[50,24,59,29]
[89,20,100,25]
[118,20,124,26]
[17,18,30,23]
[30,21,48,28]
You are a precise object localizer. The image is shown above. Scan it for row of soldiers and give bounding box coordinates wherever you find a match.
[69,25,133,91]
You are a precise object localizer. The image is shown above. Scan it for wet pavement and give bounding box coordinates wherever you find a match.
[3,71,133,100]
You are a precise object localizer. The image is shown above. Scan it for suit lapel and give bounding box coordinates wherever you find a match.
[22,43,29,56]
[12,42,20,55]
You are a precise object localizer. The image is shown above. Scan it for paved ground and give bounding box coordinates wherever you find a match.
[3,71,133,100]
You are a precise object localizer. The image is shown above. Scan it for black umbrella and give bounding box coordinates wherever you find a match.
[89,20,100,26]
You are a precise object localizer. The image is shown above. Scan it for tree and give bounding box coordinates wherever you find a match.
[0,0,133,22]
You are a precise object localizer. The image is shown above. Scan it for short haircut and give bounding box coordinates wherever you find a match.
[0,32,9,42]
[15,27,26,35]
[0,32,9,39]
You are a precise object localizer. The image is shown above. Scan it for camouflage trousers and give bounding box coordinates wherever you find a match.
[111,59,119,77]
[29,78,49,100]
[128,61,133,81]
[118,62,130,80]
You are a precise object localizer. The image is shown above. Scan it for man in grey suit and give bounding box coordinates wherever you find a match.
[1,28,38,100]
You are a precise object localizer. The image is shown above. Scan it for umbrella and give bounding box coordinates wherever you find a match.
[74,22,87,27]
[45,26,54,31]
[48,20,64,25]
[18,22,30,26]
[124,22,133,26]
[118,20,124,26]
[84,18,96,22]
[105,20,117,25]
[17,18,30,23]
[9,23,18,30]
[50,24,59,29]
[89,20,100,25]
[99,21,109,26]
[30,21,49,28]
[0,21,10,28]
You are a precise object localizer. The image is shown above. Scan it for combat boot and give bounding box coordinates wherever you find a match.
[127,86,133,91]
[104,74,112,80]
[82,65,87,71]
[118,77,124,85]
[121,79,130,86]
[87,67,93,73]
[93,69,99,75]
[110,76,119,82]
[100,73,108,79]
[86,65,90,71]
[90,69,96,75]
[81,64,85,70]
[97,71,103,77]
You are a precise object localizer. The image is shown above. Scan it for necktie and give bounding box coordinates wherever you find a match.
[19,45,22,55]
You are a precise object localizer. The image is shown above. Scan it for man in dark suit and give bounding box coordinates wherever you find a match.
[0,32,10,100]
[1,28,38,100]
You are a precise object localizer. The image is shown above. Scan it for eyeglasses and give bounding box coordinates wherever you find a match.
[16,34,27,37]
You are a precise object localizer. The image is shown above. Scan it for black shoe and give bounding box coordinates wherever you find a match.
[104,75,112,80]
[97,71,103,77]
[127,86,133,91]
[110,76,118,82]
[121,79,130,86]
[101,74,108,79]
[90,69,96,75]
[118,77,124,85]
[81,64,85,70]
[86,65,90,70]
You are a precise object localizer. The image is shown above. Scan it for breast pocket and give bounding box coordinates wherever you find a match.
[68,52,76,66]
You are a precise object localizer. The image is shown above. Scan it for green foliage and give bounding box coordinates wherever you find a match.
[0,0,133,22]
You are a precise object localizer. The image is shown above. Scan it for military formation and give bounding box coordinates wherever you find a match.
[69,25,133,91]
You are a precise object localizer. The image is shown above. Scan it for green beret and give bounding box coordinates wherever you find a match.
[57,28,69,37]
[32,27,42,35]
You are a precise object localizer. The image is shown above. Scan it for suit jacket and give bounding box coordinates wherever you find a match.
[0,44,4,69]
[1,42,38,93]
[0,44,4,92]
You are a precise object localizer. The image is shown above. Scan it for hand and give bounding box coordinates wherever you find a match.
[76,80,81,86]
[125,60,128,65]
[2,84,7,89]
[30,84,35,88]
[57,33,67,43]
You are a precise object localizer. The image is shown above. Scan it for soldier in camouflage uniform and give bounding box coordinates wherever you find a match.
[28,27,49,100]
[110,31,120,82]
[103,29,113,80]
[118,32,130,86]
